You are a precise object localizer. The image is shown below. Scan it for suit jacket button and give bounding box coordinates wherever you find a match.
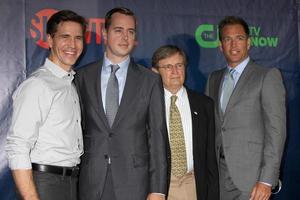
[222,128,225,132]
[109,133,113,137]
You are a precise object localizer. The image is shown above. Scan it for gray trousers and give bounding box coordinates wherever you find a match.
[31,171,77,200]
[219,157,251,200]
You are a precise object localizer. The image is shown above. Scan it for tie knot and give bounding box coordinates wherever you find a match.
[171,95,177,105]
[229,68,235,77]
[110,64,120,74]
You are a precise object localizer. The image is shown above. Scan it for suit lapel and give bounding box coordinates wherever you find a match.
[87,60,110,129]
[187,89,206,157]
[225,61,255,113]
[214,69,226,120]
[112,60,142,128]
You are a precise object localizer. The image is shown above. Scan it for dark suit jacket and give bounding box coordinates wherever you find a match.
[75,58,169,200]
[186,89,219,200]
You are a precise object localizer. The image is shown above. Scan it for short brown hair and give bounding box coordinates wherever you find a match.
[104,7,136,30]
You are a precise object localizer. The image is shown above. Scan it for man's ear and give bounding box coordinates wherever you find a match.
[102,28,108,44]
[219,41,223,52]
[47,34,53,49]
[151,67,159,74]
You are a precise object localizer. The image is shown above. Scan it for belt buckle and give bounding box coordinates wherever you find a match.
[71,166,79,177]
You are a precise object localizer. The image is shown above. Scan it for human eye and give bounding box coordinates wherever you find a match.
[222,37,231,43]
[59,34,70,39]
[237,35,247,41]
[75,35,84,41]
[113,28,123,33]
[128,29,136,36]
[176,63,184,68]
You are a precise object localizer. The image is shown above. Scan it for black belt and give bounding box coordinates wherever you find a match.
[32,163,79,177]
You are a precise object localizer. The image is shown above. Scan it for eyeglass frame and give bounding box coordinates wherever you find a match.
[156,63,185,71]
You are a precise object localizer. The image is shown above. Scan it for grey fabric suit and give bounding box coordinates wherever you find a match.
[75,58,169,200]
[205,60,286,193]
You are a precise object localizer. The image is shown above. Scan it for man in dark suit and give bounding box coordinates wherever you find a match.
[75,7,168,200]
[205,16,286,200]
[152,45,219,200]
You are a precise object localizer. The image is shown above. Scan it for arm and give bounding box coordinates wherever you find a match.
[147,75,169,195]
[6,78,51,199]
[206,98,220,200]
[12,170,40,200]
[251,68,286,199]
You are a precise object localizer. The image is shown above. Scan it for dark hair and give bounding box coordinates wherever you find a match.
[218,16,249,41]
[47,10,86,37]
[104,7,136,30]
[152,45,187,67]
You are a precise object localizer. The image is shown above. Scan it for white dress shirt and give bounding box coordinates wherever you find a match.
[6,58,83,169]
[164,87,193,172]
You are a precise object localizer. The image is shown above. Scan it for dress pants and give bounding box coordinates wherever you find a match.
[16,170,78,200]
[167,171,196,200]
[219,157,250,200]
[100,164,117,200]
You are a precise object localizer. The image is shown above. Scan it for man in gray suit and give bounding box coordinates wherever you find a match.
[75,7,168,200]
[205,16,286,200]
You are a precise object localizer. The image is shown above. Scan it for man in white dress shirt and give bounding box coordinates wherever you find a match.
[6,10,86,200]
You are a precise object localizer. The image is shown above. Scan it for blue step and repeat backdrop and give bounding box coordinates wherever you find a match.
[0,0,299,199]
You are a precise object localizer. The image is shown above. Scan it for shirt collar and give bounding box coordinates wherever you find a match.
[164,86,185,100]
[44,58,75,79]
[227,56,250,75]
[103,53,130,73]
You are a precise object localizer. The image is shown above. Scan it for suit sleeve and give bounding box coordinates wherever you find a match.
[206,98,220,200]
[147,75,169,194]
[259,68,286,186]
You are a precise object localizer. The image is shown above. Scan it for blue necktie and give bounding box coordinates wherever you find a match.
[221,68,235,113]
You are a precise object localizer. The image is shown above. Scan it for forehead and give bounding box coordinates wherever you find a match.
[110,13,135,28]
[56,21,83,33]
[158,53,184,64]
[221,24,246,36]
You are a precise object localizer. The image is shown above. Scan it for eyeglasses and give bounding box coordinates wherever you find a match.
[157,63,185,71]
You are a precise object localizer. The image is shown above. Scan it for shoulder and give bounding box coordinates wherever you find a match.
[186,88,214,106]
[132,62,161,80]
[13,69,50,100]
[76,60,102,75]
[248,61,282,79]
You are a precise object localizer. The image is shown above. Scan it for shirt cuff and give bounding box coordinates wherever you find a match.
[8,155,32,170]
[259,181,272,187]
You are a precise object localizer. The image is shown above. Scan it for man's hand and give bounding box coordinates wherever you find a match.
[250,182,272,200]
[147,193,165,200]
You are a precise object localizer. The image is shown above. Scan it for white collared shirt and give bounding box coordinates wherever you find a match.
[164,87,193,172]
[6,58,83,169]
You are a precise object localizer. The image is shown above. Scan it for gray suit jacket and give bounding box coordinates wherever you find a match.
[75,58,169,200]
[205,60,286,192]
